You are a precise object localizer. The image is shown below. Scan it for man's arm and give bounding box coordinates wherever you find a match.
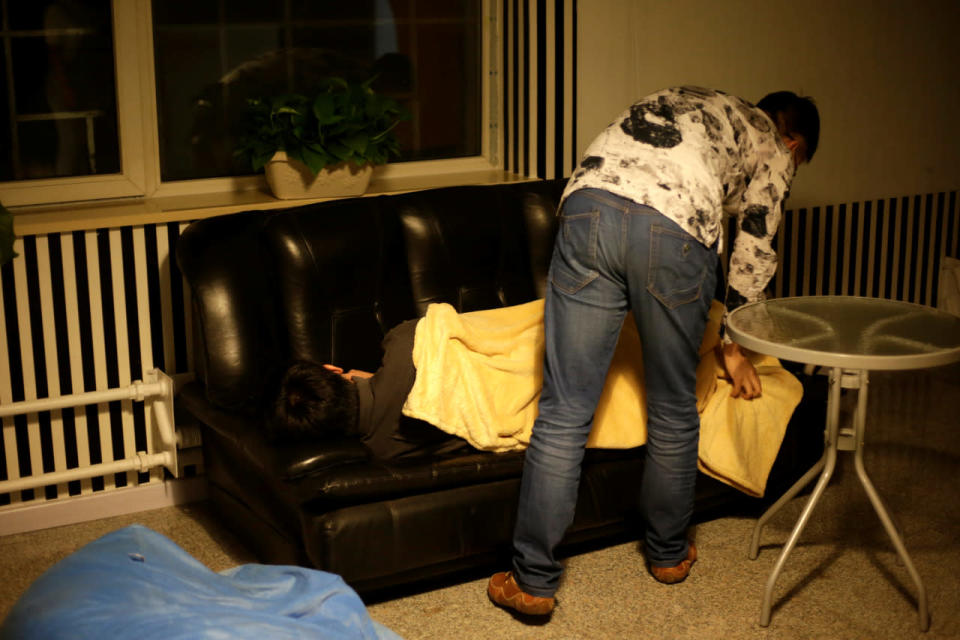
[711,248,761,399]
[724,122,793,314]
[720,134,794,397]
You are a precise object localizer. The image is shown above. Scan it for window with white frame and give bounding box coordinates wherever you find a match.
[0,0,492,207]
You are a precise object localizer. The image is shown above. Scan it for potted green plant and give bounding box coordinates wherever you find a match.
[236,77,407,199]
[1,201,17,267]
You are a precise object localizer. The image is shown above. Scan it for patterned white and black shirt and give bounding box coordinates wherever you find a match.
[561,85,796,320]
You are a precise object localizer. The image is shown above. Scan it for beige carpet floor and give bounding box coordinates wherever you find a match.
[1,365,958,639]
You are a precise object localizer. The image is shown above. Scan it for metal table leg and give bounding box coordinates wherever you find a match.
[754,367,842,627]
[752,368,930,631]
[748,456,825,560]
[850,371,930,632]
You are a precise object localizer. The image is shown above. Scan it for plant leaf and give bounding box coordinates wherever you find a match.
[341,133,369,155]
[312,94,340,126]
[325,140,354,163]
[300,146,331,173]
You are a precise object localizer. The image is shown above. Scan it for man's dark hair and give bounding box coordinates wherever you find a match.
[757,91,820,162]
[268,360,359,441]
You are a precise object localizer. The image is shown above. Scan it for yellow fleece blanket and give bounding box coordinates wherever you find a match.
[402,299,802,497]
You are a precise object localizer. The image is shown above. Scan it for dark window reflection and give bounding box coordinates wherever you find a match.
[1,0,119,181]
[153,0,482,181]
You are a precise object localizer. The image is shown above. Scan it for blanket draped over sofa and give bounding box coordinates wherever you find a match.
[404,299,802,497]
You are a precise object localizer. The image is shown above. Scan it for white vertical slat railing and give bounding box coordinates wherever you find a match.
[1,223,193,510]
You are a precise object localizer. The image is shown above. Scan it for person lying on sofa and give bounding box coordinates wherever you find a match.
[270,315,472,461]
[269,298,803,499]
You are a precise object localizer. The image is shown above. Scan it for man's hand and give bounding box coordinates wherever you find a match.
[718,342,762,399]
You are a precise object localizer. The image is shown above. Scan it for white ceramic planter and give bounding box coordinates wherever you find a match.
[264,151,373,200]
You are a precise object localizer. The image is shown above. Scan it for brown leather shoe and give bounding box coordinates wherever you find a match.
[650,542,698,584]
[487,571,555,615]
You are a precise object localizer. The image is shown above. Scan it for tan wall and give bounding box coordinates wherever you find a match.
[578,0,959,209]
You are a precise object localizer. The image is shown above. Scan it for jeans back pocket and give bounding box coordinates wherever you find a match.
[550,210,600,295]
[647,224,710,309]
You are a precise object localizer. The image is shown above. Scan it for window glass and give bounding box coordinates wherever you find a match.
[152,0,482,181]
[0,0,119,181]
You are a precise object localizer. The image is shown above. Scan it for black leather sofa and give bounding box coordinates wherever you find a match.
[175,178,820,594]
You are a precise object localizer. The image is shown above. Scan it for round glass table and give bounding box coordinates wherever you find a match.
[726,296,960,631]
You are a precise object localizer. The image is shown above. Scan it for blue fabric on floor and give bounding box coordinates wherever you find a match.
[0,524,401,640]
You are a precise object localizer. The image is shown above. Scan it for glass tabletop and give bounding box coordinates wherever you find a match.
[725,296,960,370]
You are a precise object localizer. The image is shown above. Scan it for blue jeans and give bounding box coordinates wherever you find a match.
[511,188,718,597]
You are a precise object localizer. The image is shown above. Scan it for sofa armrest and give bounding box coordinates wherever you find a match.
[176,211,281,411]
[178,382,370,482]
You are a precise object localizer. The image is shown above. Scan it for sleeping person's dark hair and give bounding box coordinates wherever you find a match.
[268,360,359,441]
